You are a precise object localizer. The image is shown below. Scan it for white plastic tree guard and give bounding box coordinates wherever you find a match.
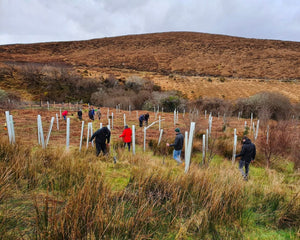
[208,115,213,137]
[174,109,176,126]
[202,134,206,165]
[66,118,70,149]
[100,123,103,129]
[143,118,165,151]
[9,115,15,144]
[255,120,260,141]
[184,131,188,163]
[87,122,94,148]
[206,129,209,152]
[5,111,12,144]
[56,113,59,130]
[158,129,164,145]
[232,128,237,164]
[107,108,110,119]
[111,113,114,129]
[185,122,195,173]
[132,125,136,155]
[205,110,207,119]
[60,108,62,119]
[250,113,253,132]
[37,115,45,149]
[267,125,270,144]
[79,121,84,152]
[46,117,55,146]
[159,116,161,131]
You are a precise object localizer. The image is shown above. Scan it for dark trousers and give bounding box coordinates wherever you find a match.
[96,142,107,156]
[139,120,143,127]
[124,142,131,151]
[239,160,250,177]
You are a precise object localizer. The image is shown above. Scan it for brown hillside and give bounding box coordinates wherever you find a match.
[0,32,299,102]
[1,32,300,80]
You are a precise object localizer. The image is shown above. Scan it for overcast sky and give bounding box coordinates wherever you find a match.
[0,0,299,45]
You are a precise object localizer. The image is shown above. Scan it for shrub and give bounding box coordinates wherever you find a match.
[235,92,293,121]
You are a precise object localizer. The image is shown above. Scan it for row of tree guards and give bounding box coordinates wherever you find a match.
[4,108,262,173]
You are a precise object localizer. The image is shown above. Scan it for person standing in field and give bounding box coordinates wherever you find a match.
[88,107,94,121]
[144,113,149,126]
[139,114,145,127]
[89,126,111,156]
[77,109,82,120]
[96,107,101,120]
[119,125,132,151]
[235,136,256,181]
[166,128,184,165]
[62,110,68,121]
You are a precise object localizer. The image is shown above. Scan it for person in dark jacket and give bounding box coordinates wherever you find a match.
[144,113,149,126]
[236,136,256,180]
[90,126,111,156]
[77,109,82,120]
[139,114,145,127]
[88,107,94,121]
[167,128,184,164]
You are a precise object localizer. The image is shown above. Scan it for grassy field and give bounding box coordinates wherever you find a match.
[0,107,299,239]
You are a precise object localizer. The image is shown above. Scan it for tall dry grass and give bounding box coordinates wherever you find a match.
[0,136,299,239]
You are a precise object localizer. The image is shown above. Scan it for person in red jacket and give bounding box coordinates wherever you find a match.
[119,125,132,151]
[62,110,68,121]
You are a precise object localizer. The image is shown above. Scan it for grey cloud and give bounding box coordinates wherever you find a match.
[0,0,299,44]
